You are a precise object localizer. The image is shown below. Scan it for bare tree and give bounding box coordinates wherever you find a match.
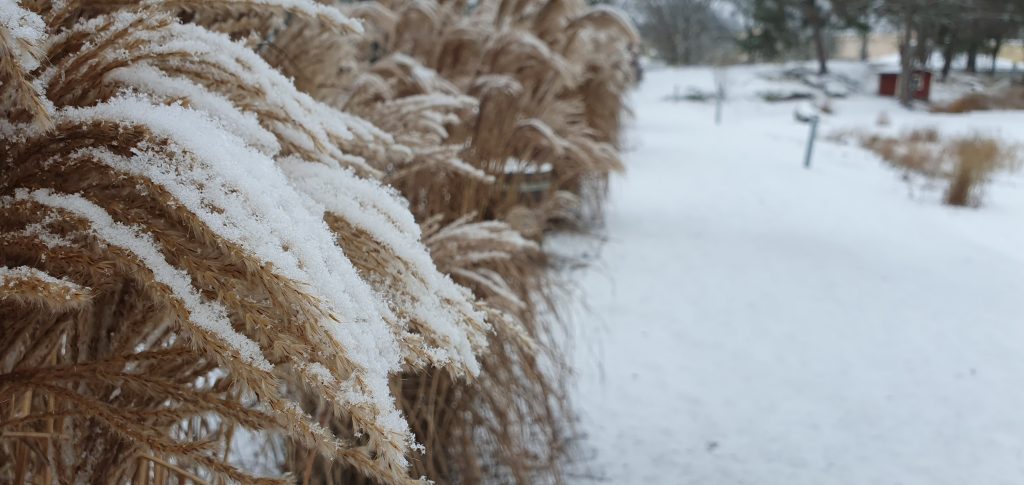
[730,0,831,74]
[636,0,736,65]
[832,0,875,61]
[803,0,829,73]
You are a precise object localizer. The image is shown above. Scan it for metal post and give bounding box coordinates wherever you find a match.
[803,115,819,169]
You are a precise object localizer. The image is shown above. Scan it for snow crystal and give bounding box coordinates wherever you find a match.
[0,0,45,71]
[0,265,83,293]
[20,213,72,248]
[297,361,337,387]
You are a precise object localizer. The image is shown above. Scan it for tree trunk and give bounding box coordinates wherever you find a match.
[940,26,955,82]
[680,16,692,65]
[898,12,915,107]
[941,43,954,82]
[991,37,1003,75]
[859,29,869,61]
[804,0,828,74]
[914,27,930,66]
[966,42,978,73]
[666,29,681,65]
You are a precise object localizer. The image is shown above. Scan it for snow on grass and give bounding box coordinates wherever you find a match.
[13,188,274,371]
[0,265,84,293]
[0,0,45,71]
[0,264,92,312]
[54,95,416,439]
[567,61,1024,484]
[135,0,364,34]
[104,64,281,155]
[281,156,488,374]
[48,15,399,174]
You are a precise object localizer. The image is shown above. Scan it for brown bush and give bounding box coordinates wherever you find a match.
[932,87,1024,113]
[857,129,1018,207]
[905,127,939,143]
[944,137,1012,206]
[860,128,944,177]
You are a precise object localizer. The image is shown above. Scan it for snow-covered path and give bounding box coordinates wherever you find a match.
[569,64,1024,485]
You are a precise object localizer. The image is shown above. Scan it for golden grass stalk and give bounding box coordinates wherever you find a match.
[2,0,638,482]
[0,1,51,129]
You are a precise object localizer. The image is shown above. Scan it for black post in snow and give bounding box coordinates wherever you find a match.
[803,115,819,169]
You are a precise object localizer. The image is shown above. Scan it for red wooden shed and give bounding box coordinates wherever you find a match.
[878,71,932,101]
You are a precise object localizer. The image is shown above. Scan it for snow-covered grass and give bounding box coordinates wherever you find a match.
[1,2,637,482]
[568,61,1024,484]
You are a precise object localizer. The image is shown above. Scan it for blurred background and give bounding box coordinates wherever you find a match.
[569,1,1024,484]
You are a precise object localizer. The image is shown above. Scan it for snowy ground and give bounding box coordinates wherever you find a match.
[565,61,1024,484]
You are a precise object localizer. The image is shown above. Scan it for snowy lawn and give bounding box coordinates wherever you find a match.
[567,62,1024,484]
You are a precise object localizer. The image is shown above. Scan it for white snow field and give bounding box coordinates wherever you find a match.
[567,62,1024,484]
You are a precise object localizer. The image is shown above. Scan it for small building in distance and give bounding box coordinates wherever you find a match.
[878,71,932,101]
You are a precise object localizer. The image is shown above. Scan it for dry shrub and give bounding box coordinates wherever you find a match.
[932,86,1024,113]
[905,127,939,143]
[272,1,638,481]
[944,137,1012,206]
[1,0,637,483]
[857,129,1018,207]
[860,128,944,177]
